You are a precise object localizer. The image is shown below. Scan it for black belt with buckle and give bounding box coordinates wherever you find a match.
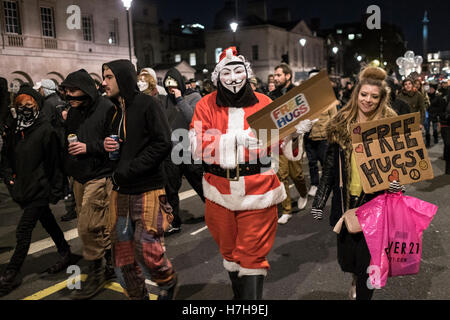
[203,160,272,181]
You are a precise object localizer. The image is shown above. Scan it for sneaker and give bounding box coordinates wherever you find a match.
[165,225,181,236]
[0,270,21,297]
[308,186,318,197]
[297,196,308,210]
[277,214,292,224]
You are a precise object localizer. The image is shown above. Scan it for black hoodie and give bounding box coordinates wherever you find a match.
[162,68,195,131]
[103,60,171,194]
[62,69,119,184]
[0,86,64,209]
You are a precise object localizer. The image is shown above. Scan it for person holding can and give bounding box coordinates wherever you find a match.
[61,69,120,300]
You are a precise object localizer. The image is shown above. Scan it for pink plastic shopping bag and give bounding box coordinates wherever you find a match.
[356,192,438,288]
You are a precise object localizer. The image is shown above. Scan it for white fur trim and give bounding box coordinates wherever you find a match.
[238,267,267,277]
[211,52,254,86]
[223,259,240,272]
[219,133,237,169]
[202,176,287,211]
[282,135,304,161]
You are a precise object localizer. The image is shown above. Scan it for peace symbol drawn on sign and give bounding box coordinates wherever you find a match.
[409,169,421,181]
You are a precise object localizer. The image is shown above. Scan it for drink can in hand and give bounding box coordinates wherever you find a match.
[109,135,120,160]
[67,134,78,144]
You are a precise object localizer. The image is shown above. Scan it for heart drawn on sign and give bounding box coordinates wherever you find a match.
[353,126,361,135]
[388,169,400,182]
[355,144,364,153]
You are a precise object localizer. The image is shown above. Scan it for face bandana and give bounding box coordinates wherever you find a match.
[16,106,39,133]
[65,94,90,102]
[137,80,149,92]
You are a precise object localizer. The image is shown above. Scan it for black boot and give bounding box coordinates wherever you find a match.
[70,259,106,300]
[238,275,264,300]
[158,274,177,300]
[60,210,77,222]
[0,270,21,297]
[46,248,72,274]
[104,249,116,281]
[228,272,241,300]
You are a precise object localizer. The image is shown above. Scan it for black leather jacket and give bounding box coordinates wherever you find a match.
[311,143,383,227]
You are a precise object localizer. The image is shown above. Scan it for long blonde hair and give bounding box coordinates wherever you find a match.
[334,67,394,135]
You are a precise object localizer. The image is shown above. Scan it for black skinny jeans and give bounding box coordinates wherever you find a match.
[7,205,70,272]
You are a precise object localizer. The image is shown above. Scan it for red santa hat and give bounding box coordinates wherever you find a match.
[211,46,253,86]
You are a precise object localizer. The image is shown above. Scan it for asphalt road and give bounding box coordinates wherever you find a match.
[0,140,449,300]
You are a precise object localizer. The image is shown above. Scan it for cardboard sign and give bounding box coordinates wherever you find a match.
[247,70,339,147]
[351,113,434,193]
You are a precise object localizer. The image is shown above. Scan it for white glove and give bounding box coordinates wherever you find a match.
[235,128,261,149]
[295,119,319,136]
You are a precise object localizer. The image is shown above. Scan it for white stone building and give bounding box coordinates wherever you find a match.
[0,0,135,90]
[205,20,326,84]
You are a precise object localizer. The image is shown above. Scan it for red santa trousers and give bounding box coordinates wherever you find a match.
[205,199,278,271]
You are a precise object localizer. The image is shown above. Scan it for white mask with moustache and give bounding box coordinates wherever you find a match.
[219,64,247,94]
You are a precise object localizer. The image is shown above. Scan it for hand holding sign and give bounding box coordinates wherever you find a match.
[351,113,434,193]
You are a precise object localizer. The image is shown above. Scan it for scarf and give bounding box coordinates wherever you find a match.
[16,108,39,133]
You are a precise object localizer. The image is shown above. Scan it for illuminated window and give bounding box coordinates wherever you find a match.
[175,54,181,63]
[348,34,355,40]
[215,48,222,63]
[190,52,196,66]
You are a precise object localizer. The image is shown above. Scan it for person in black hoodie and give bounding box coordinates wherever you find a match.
[426,83,446,147]
[61,69,119,300]
[102,60,177,300]
[0,85,71,297]
[162,68,204,234]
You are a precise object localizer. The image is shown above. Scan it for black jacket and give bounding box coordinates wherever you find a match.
[268,82,295,100]
[0,77,10,133]
[63,69,119,184]
[428,92,446,122]
[103,60,172,194]
[311,143,383,227]
[0,112,64,209]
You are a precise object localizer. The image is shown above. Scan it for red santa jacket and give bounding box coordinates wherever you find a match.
[189,91,287,211]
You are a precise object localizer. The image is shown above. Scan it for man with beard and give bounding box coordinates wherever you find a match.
[397,78,426,126]
[189,47,311,299]
[162,68,204,234]
[102,60,177,300]
[269,63,309,224]
[61,69,119,299]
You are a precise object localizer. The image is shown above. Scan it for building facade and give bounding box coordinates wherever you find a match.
[0,0,135,90]
[131,0,161,71]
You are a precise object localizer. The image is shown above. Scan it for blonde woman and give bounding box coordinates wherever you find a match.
[311,67,398,300]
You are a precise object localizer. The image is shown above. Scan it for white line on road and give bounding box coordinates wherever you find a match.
[190,226,208,236]
[0,188,202,262]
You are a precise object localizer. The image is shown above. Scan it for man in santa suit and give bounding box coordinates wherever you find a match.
[189,47,313,299]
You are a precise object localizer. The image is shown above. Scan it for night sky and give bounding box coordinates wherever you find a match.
[154,0,450,55]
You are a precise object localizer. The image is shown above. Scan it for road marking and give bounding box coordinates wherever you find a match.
[0,188,201,262]
[190,225,208,235]
[22,274,87,300]
[22,275,157,300]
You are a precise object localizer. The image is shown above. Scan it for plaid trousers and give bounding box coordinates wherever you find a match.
[109,188,176,299]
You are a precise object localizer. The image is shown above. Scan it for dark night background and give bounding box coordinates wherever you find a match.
[154,0,450,55]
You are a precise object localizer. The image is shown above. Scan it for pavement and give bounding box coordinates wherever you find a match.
[0,140,449,300]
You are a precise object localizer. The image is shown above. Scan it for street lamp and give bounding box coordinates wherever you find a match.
[332,46,339,77]
[299,38,306,71]
[357,55,362,62]
[122,0,133,61]
[230,22,238,44]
